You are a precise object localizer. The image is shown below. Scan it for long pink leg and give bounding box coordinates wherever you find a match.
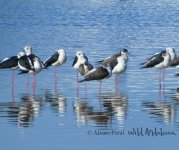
[76,71,79,98]
[158,69,162,90]
[54,67,58,93]
[115,74,117,88]
[11,70,15,97]
[162,69,166,93]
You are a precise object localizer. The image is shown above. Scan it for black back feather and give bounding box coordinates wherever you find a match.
[0,56,18,69]
[44,52,59,68]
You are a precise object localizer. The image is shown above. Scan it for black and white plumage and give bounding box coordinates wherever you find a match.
[72,51,88,70]
[18,46,43,94]
[79,64,112,93]
[141,50,171,88]
[166,47,176,63]
[111,52,128,74]
[0,56,19,70]
[0,51,24,92]
[140,50,165,66]
[78,63,93,76]
[18,53,34,72]
[18,56,42,75]
[19,45,43,74]
[72,51,93,88]
[44,49,67,68]
[105,51,129,95]
[141,47,176,67]
[111,54,128,91]
[140,51,171,69]
[97,48,129,66]
[18,46,42,75]
[79,65,112,82]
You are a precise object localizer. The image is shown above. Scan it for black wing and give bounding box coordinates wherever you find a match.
[110,60,118,70]
[18,56,34,71]
[97,53,120,65]
[72,56,78,66]
[141,54,164,68]
[79,67,109,82]
[87,63,93,71]
[84,55,88,61]
[44,52,59,68]
[147,51,165,60]
[78,63,93,76]
[0,56,18,69]
[28,53,38,67]
[140,51,165,65]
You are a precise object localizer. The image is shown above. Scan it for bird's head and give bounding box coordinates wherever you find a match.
[24,46,32,56]
[17,51,25,58]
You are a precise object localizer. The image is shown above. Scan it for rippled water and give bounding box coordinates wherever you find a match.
[0,0,179,149]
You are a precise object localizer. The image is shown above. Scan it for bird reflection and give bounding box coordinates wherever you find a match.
[73,91,128,127]
[143,102,176,124]
[0,94,43,128]
[43,89,67,115]
[73,100,111,126]
[102,92,128,127]
[0,90,67,128]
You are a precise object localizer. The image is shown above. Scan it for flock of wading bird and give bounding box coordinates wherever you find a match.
[0,46,179,95]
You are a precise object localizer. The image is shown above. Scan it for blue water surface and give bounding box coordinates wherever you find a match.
[0,0,179,150]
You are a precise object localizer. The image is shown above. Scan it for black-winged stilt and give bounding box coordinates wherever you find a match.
[140,50,171,88]
[18,46,42,94]
[72,51,93,97]
[44,49,67,90]
[111,51,128,95]
[97,48,129,66]
[0,51,24,96]
[79,64,112,94]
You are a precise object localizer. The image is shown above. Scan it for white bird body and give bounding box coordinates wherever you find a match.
[112,56,127,75]
[166,47,176,63]
[155,51,171,69]
[73,51,88,70]
[29,57,42,75]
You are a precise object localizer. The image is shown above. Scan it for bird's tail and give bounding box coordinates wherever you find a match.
[140,66,147,69]
[78,78,92,83]
[78,79,85,83]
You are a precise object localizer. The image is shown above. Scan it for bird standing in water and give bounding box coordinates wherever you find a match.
[140,50,171,89]
[0,51,24,96]
[44,49,67,91]
[79,64,112,94]
[18,46,42,94]
[97,48,129,94]
[72,51,93,97]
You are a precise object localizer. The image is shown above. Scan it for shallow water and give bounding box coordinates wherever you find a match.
[0,0,179,150]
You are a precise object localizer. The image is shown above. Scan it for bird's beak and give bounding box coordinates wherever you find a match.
[128,52,134,56]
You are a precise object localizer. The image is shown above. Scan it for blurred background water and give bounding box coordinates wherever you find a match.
[0,0,179,150]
